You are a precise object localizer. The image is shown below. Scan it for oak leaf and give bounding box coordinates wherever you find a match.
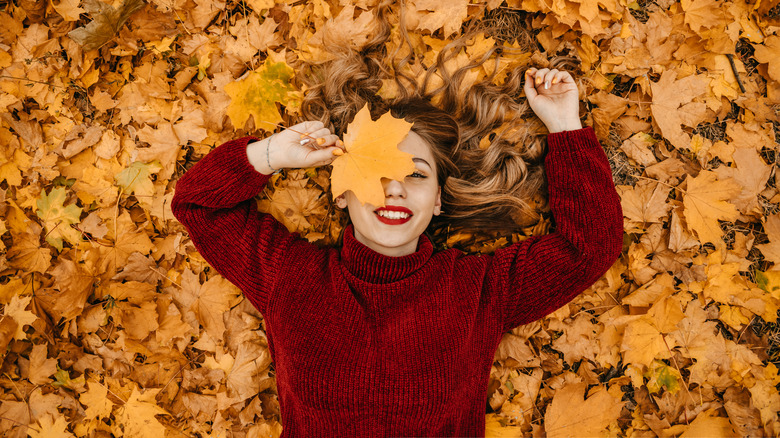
[681,171,741,245]
[330,104,416,207]
[224,59,298,129]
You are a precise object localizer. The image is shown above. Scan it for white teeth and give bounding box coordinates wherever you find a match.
[377,210,409,219]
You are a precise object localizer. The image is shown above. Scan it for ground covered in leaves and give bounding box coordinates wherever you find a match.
[1,0,780,437]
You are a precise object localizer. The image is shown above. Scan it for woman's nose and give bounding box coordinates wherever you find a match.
[382,178,406,198]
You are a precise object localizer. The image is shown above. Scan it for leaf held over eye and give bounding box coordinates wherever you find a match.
[329,104,416,207]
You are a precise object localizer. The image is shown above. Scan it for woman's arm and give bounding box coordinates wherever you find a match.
[493,127,622,332]
[491,69,622,332]
[171,122,343,314]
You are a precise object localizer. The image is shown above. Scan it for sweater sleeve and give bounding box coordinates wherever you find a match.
[493,127,623,332]
[170,136,300,315]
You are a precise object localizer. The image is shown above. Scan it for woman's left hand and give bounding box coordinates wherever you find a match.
[524,68,583,134]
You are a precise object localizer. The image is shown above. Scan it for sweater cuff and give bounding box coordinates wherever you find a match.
[215,136,272,192]
[547,126,599,153]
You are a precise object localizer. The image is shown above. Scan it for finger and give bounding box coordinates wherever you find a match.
[544,69,559,90]
[306,147,341,166]
[316,134,340,147]
[551,70,567,86]
[300,127,330,145]
[300,129,334,146]
[533,68,550,87]
[523,70,538,100]
[555,70,574,85]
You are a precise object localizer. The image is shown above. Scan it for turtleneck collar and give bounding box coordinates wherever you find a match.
[340,224,433,284]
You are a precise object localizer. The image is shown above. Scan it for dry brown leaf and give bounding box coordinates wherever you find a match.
[681,171,741,246]
[544,383,623,437]
[68,0,145,50]
[650,70,708,151]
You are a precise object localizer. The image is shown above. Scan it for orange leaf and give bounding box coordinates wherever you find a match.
[330,104,416,207]
[681,170,741,245]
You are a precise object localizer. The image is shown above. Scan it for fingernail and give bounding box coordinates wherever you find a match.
[536,77,542,85]
[545,81,550,89]
[552,78,558,84]
[337,139,344,147]
[316,138,325,145]
[300,138,312,145]
[332,148,344,156]
[300,133,309,139]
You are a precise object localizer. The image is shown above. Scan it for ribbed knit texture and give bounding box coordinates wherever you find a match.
[171,127,623,437]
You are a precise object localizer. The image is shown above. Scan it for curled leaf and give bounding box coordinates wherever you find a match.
[67,0,145,51]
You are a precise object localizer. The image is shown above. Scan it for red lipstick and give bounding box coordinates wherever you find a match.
[374,206,413,225]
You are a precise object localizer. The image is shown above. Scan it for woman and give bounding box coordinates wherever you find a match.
[171,63,622,436]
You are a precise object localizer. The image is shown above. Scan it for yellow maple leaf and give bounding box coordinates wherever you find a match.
[115,160,163,198]
[36,186,83,251]
[81,380,114,420]
[620,317,672,368]
[7,232,52,273]
[330,104,416,207]
[650,70,708,150]
[679,408,737,437]
[29,344,57,385]
[115,387,168,438]
[36,187,81,251]
[28,413,75,438]
[544,383,623,438]
[224,58,298,130]
[179,269,240,340]
[682,171,741,245]
[4,294,37,340]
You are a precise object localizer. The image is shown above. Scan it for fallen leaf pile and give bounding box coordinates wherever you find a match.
[0,0,779,437]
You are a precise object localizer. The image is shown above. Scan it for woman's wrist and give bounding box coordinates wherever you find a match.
[546,118,583,134]
[247,135,284,175]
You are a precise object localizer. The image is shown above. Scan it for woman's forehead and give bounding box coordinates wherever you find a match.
[399,131,435,166]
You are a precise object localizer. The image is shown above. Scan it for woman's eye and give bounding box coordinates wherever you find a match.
[408,171,427,179]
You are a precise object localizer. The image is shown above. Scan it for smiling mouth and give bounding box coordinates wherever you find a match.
[374,207,413,225]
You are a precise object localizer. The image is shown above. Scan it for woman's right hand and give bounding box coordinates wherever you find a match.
[247,121,344,174]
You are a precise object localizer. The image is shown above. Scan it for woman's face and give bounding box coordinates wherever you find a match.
[336,131,442,257]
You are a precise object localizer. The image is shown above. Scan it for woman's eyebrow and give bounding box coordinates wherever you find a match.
[412,157,431,168]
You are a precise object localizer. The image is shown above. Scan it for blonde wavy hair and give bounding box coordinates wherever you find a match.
[296,2,579,243]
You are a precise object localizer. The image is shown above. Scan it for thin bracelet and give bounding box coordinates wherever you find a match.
[266,135,280,174]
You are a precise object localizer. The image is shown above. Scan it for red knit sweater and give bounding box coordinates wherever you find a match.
[171,127,622,437]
